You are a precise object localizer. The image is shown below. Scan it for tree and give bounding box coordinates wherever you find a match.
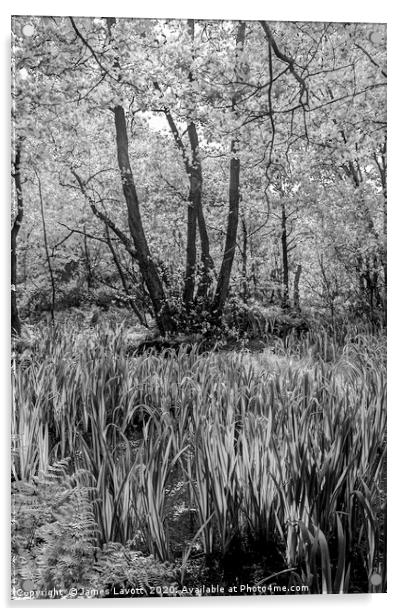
[11,17,386,334]
[212,21,246,318]
[11,140,24,336]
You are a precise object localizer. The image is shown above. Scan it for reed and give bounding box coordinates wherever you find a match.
[12,321,387,593]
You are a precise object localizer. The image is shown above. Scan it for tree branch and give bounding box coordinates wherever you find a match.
[70,168,138,260]
[260,21,309,110]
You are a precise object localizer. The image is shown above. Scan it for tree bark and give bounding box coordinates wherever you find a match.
[158,19,214,305]
[185,119,216,302]
[71,18,174,333]
[344,154,386,324]
[187,121,214,301]
[213,21,246,318]
[11,141,24,336]
[182,121,198,306]
[181,19,199,306]
[104,224,147,326]
[113,105,175,334]
[187,20,215,300]
[71,169,138,262]
[280,198,290,309]
[293,263,302,313]
[241,215,248,301]
[35,169,56,322]
[213,142,241,316]
[82,225,94,289]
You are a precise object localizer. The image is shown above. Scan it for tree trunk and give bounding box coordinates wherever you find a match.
[187,121,215,301]
[71,18,173,333]
[182,122,199,306]
[181,18,198,306]
[213,21,246,318]
[113,105,175,334]
[11,230,21,336]
[11,141,24,337]
[155,21,214,306]
[241,215,248,301]
[213,142,241,316]
[293,263,302,313]
[104,224,147,326]
[281,198,290,309]
[83,225,94,289]
[35,169,55,322]
[184,20,214,303]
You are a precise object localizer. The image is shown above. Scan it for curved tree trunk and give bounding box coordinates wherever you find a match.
[104,224,148,327]
[114,105,175,334]
[213,148,241,316]
[72,17,174,334]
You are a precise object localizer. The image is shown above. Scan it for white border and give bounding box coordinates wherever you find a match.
[1,0,392,21]
[2,2,402,615]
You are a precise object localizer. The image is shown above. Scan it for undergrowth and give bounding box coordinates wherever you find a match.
[11,320,387,597]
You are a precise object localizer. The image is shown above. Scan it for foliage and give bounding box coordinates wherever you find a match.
[89,543,178,596]
[11,320,386,595]
[12,459,98,591]
[11,17,386,332]
[11,458,179,599]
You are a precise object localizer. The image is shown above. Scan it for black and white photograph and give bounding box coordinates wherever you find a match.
[10,7,388,601]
